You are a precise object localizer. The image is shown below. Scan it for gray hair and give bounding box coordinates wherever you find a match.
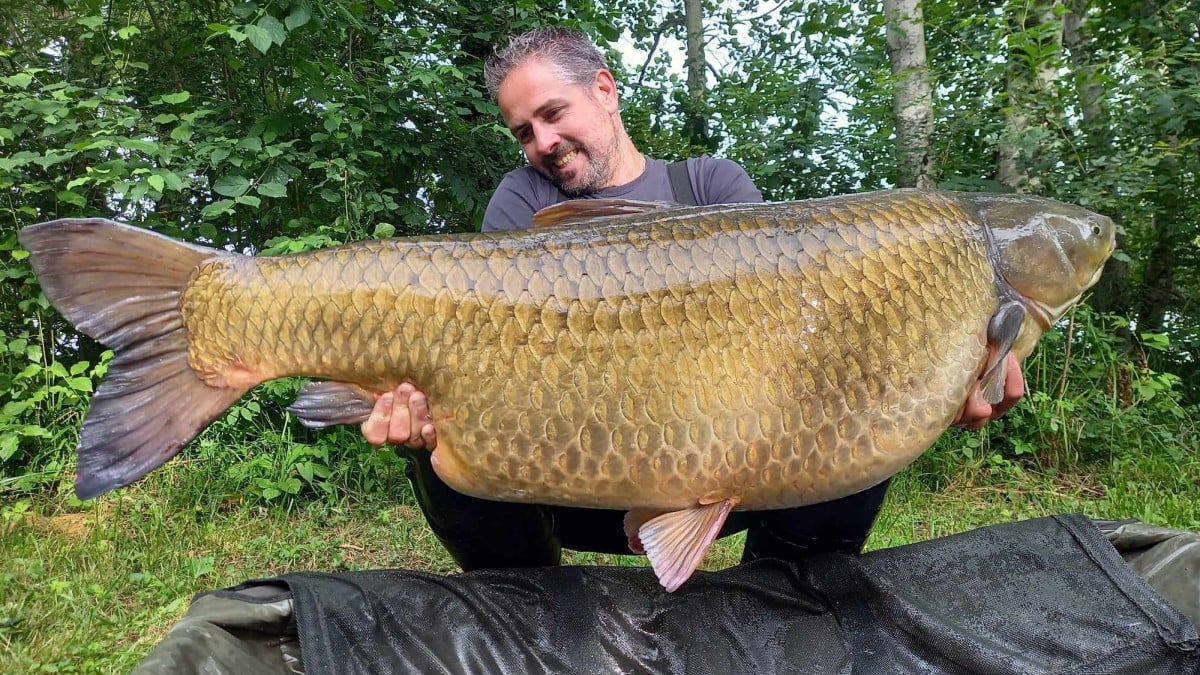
[483,26,609,98]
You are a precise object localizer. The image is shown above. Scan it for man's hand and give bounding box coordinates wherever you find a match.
[362,383,438,449]
[953,353,1025,431]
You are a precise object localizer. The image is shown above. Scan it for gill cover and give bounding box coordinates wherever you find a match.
[971,194,1116,326]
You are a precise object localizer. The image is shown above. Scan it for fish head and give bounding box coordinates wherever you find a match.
[974,194,1116,327]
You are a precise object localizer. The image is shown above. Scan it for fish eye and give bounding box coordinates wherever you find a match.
[1090,223,1102,237]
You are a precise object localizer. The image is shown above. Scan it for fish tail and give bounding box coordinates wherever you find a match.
[18,219,251,499]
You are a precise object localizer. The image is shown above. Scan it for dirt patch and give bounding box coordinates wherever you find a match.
[31,512,95,539]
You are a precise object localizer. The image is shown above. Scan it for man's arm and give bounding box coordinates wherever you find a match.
[482,170,555,232]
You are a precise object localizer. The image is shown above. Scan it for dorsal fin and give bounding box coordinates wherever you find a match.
[531,198,685,227]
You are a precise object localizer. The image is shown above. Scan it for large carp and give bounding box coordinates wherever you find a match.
[19,189,1113,591]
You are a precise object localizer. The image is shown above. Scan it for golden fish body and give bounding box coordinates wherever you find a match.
[185,191,994,510]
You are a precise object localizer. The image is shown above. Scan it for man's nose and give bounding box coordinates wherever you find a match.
[532,124,559,156]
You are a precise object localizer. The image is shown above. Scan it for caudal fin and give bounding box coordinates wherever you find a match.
[18,219,251,499]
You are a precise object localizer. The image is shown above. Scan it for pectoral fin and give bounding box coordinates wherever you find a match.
[633,499,736,592]
[532,198,683,227]
[288,381,379,428]
[979,300,1026,404]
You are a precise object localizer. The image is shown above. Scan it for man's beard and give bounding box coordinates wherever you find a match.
[543,129,620,197]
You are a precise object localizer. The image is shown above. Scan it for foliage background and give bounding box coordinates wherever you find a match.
[0,0,1197,669]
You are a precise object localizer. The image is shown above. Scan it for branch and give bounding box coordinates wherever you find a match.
[143,0,183,92]
[635,13,685,93]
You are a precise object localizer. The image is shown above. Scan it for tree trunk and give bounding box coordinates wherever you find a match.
[883,0,935,188]
[682,0,708,147]
[997,0,1063,191]
[1063,0,1132,325]
[1062,0,1104,146]
[1137,137,1181,336]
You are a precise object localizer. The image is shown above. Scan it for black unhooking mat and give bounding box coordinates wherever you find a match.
[134,514,1199,674]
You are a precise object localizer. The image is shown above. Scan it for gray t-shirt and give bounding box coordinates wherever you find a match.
[482,156,763,232]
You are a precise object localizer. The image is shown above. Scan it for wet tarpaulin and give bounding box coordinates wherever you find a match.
[134,514,1199,674]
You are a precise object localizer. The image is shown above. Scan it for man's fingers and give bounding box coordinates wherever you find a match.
[992,353,1025,418]
[419,422,438,450]
[953,388,992,430]
[389,385,415,446]
[361,393,394,447]
[360,384,438,449]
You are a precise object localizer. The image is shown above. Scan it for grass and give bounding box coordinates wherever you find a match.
[1,445,1198,673]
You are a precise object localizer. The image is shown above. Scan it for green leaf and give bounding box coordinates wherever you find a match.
[373,222,395,238]
[35,152,76,169]
[2,73,33,89]
[147,175,165,192]
[116,25,142,39]
[77,16,104,29]
[56,190,86,207]
[235,194,261,207]
[246,25,273,55]
[201,199,236,218]
[285,4,311,30]
[232,1,258,19]
[160,91,191,104]
[0,435,17,462]
[162,172,185,191]
[213,175,251,197]
[12,249,29,261]
[256,182,287,198]
[258,15,286,46]
[123,139,159,155]
[153,114,179,124]
[69,377,93,392]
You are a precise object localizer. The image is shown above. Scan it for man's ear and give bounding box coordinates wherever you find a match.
[593,69,620,112]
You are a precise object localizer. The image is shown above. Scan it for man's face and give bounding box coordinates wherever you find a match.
[497,58,621,196]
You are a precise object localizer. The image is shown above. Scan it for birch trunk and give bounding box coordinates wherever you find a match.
[997,0,1063,191]
[883,0,935,188]
[683,0,708,146]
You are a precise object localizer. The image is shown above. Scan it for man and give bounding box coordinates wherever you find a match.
[362,27,1024,570]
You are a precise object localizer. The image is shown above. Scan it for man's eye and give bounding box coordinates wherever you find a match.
[545,107,563,120]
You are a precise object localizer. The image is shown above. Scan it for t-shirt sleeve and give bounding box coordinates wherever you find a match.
[689,156,764,205]
[482,170,552,232]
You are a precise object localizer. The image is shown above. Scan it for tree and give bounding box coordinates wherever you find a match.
[884,0,935,187]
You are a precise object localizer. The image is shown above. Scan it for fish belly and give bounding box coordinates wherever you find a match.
[182,191,998,511]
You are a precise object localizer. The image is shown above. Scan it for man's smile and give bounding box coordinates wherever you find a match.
[553,149,578,168]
